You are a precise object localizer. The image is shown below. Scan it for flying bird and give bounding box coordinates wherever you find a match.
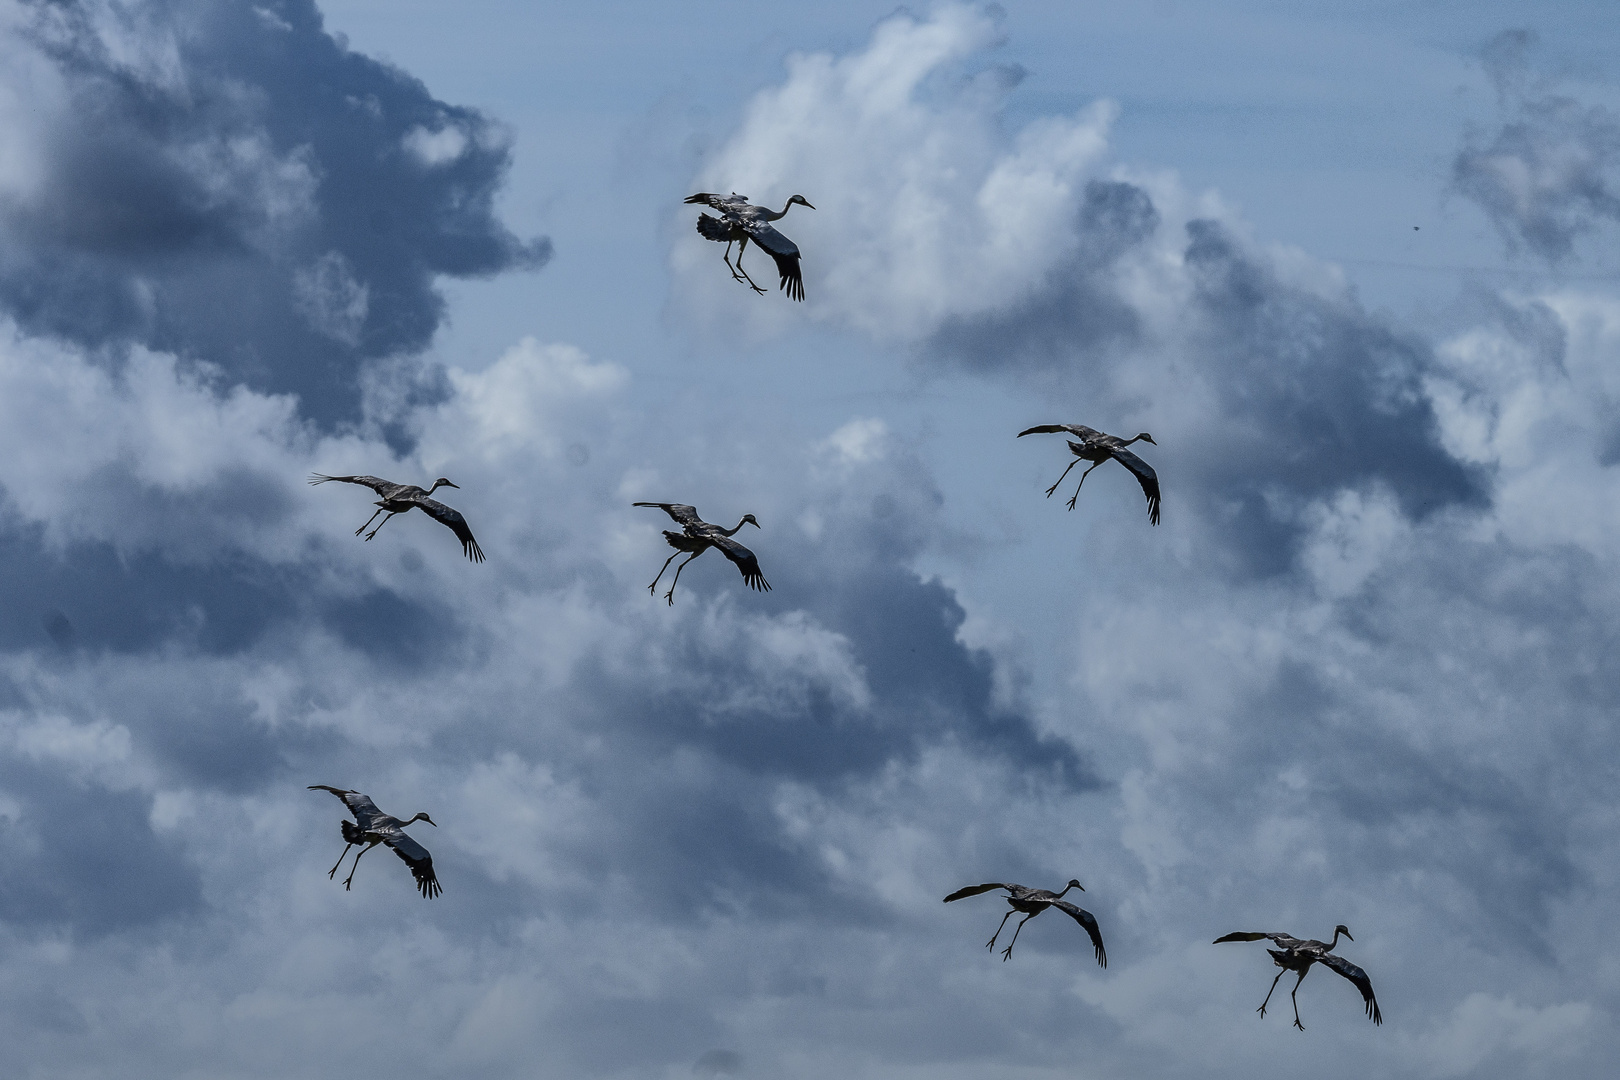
[309,474,484,562]
[943,879,1107,966]
[634,502,770,605]
[1016,424,1160,525]
[308,785,441,898]
[1214,926,1381,1030]
[685,192,814,300]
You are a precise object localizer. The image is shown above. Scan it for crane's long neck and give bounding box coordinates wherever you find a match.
[1055,882,1076,899]
[426,480,446,495]
[721,518,749,537]
[1326,928,1343,950]
[761,200,796,222]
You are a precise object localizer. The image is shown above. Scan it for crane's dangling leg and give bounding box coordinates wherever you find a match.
[354,505,388,536]
[984,909,1016,952]
[1001,913,1038,961]
[1067,461,1105,511]
[733,237,768,295]
[1256,968,1287,1018]
[1289,970,1309,1031]
[663,551,703,606]
[647,551,682,596]
[342,841,381,890]
[1043,458,1082,498]
[364,512,399,541]
[721,241,748,284]
[327,842,354,879]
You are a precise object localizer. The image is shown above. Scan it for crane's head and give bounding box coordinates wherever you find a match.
[410,812,438,827]
[1135,433,1157,446]
[788,194,815,210]
[743,514,760,529]
[1067,878,1084,892]
[429,478,459,493]
[1334,924,1352,941]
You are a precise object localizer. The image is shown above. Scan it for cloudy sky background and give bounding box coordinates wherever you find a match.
[2,1,1619,1076]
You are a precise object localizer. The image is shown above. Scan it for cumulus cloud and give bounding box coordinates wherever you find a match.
[1453,29,1620,262]
[0,0,550,420]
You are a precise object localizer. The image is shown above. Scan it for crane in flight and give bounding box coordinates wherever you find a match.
[1016,424,1160,525]
[308,785,442,898]
[685,192,814,301]
[1214,926,1381,1030]
[944,879,1107,966]
[309,474,484,562]
[634,502,770,605]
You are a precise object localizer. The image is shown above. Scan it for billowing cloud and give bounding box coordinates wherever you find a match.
[1453,29,1620,262]
[0,0,549,421]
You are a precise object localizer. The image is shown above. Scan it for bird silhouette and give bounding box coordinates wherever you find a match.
[944,879,1106,966]
[1017,424,1160,524]
[685,192,814,300]
[308,785,441,898]
[1214,926,1381,1029]
[310,474,484,562]
[634,503,770,605]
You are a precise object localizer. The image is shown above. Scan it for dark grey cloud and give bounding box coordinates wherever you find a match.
[0,0,549,421]
[1453,29,1620,262]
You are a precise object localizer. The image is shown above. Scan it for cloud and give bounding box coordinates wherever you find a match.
[0,0,549,421]
[1453,29,1620,262]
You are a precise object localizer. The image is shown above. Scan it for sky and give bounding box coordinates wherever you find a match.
[1,1,1619,1077]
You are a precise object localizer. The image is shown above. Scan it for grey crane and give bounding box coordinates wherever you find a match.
[634,502,770,605]
[1214,926,1381,1030]
[944,880,1107,966]
[1017,424,1160,525]
[685,192,814,301]
[308,785,442,898]
[309,474,485,562]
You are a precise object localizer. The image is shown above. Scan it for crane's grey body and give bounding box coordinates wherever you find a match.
[685,192,814,301]
[634,503,770,605]
[309,474,485,562]
[308,785,441,898]
[1214,925,1381,1029]
[1017,424,1160,525]
[943,879,1107,966]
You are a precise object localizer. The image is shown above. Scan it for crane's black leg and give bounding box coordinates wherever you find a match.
[354,506,387,536]
[342,841,380,890]
[984,910,1015,951]
[664,551,702,605]
[1043,458,1081,498]
[1001,914,1037,961]
[1067,461,1105,511]
[734,237,767,294]
[721,241,748,283]
[1257,969,1287,1018]
[648,551,681,596]
[364,512,399,541]
[327,843,354,879]
[1289,971,1309,1031]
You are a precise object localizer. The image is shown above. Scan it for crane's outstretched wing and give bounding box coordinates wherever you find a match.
[943,883,1011,903]
[634,503,704,527]
[1052,900,1108,968]
[309,474,396,495]
[379,827,441,899]
[743,222,804,301]
[1319,954,1381,1024]
[1110,448,1161,526]
[417,497,485,563]
[696,213,742,242]
[1214,931,1281,944]
[1016,424,1099,440]
[308,785,389,831]
[712,535,770,592]
[685,192,748,211]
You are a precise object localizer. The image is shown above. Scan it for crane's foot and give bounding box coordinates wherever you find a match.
[354,526,368,536]
[1043,484,1060,498]
[1001,945,1015,961]
[1292,1018,1305,1032]
[364,529,380,541]
[647,583,658,596]
[1066,494,1080,511]
[747,283,766,295]
[664,590,676,606]
[1256,1004,1268,1018]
